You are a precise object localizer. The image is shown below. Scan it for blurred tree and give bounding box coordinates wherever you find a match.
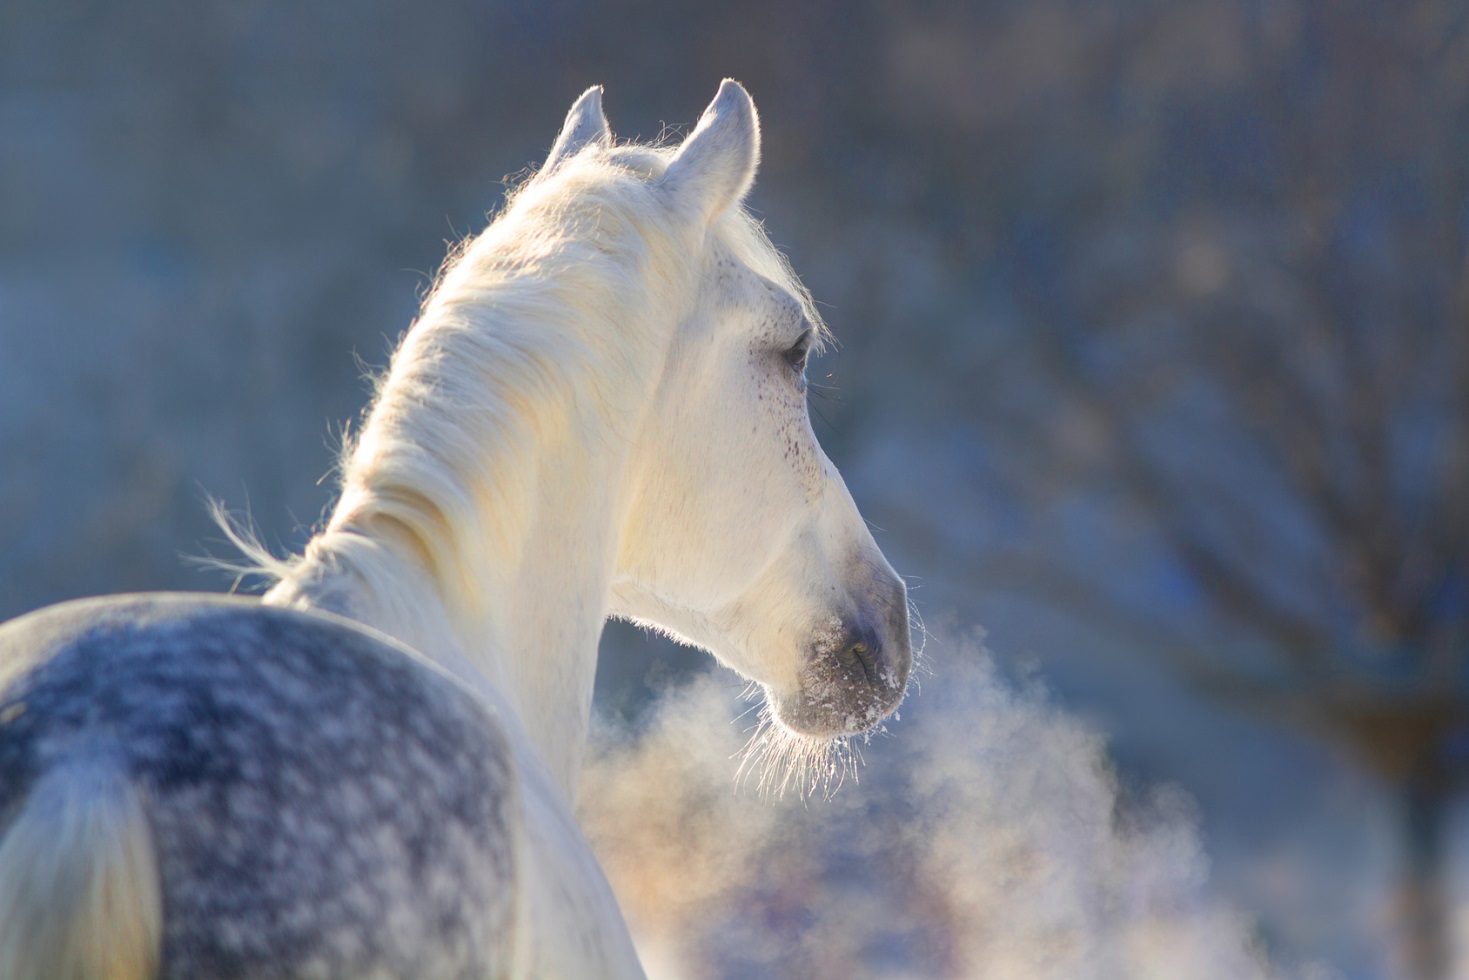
[855,2,1469,976]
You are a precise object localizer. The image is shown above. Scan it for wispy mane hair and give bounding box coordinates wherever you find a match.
[231,139,824,629]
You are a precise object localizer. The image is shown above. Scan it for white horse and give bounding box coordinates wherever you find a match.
[0,80,911,979]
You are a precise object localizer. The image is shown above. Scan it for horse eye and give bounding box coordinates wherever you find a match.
[783,331,813,372]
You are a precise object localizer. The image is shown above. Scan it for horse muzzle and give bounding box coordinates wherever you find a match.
[772,572,912,738]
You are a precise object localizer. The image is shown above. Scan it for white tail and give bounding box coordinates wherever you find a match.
[0,755,163,980]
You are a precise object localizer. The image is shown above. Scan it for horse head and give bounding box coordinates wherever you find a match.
[566,82,913,750]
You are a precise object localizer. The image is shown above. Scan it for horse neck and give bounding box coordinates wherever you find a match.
[266,264,661,802]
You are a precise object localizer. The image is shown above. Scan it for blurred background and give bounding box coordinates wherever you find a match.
[2,1,1467,977]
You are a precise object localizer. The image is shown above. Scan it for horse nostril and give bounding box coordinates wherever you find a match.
[844,639,879,685]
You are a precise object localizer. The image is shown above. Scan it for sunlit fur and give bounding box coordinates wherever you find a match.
[189,80,909,975]
[271,155,808,599]
[316,146,827,627]
[246,89,894,794]
[321,148,824,614]
[222,109,910,775]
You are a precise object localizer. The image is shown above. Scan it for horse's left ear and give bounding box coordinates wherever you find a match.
[544,85,611,173]
[661,79,761,223]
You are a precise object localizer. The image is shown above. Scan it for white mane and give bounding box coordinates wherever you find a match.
[249,141,824,640]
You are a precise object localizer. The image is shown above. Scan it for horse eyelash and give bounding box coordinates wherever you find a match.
[808,395,837,433]
[782,329,815,372]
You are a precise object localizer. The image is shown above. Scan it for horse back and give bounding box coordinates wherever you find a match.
[0,593,518,980]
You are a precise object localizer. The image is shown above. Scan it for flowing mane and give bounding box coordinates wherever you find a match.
[256,141,826,650]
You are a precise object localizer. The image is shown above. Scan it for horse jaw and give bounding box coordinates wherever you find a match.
[610,525,913,742]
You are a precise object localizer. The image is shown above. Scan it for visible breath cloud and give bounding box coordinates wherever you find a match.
[582,630,1330,980]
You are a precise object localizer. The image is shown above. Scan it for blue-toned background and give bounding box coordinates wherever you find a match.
[4,2,1467,977]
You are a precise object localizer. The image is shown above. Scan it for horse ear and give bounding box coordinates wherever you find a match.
[661,79,761,223]
[544,85,611,173]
